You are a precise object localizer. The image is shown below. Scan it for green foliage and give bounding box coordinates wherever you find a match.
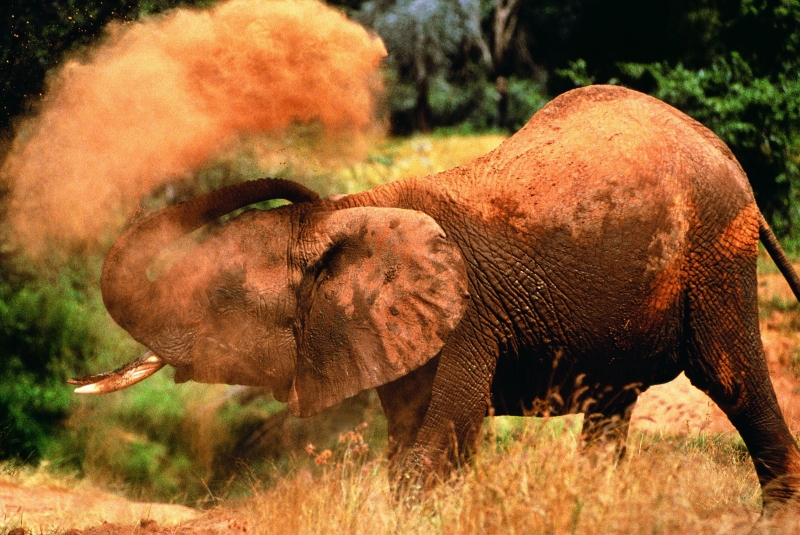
[0,262,103,461]
[427,75,497,131]
[387,71,548,134]
[503,77,551,131]
[555,59,595,89]
[52,376,213,502]
[485,415,581,454]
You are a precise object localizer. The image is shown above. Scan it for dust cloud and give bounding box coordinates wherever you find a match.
[2,0,386,256]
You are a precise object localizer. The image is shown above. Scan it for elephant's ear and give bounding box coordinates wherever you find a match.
[288,207,469,417]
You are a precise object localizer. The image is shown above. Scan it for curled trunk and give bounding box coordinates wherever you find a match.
[101,178,319,349]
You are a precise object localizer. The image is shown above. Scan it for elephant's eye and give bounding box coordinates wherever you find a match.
[208,269,247,314]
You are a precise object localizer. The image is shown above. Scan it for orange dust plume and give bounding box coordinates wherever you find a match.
[2,0,386,256]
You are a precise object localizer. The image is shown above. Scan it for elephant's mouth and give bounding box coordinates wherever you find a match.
[68,350,165,394]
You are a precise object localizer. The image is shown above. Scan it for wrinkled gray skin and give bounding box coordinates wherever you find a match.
[76,86,800,517]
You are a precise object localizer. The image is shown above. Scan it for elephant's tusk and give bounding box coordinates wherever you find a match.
[68,350,164,394]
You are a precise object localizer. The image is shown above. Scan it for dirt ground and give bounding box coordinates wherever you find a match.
[3,271,800,535]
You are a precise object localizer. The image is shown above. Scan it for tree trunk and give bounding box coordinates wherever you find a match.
[496,75,509,130]
[415,75,432,133]
[493,0,521,130]
[413,21,432,134]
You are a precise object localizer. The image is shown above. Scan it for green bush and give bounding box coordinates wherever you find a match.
[0,262,103,461]
[387,71,549,135]
[506,77,551,130]
[54,377,221,502]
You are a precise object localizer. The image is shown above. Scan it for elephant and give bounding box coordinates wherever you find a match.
[71,85,800,516]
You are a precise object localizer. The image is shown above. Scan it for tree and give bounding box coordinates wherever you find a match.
[491,0,521,129]
[359,0,487,132]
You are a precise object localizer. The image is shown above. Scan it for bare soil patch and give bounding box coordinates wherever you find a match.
[0,479,196,534]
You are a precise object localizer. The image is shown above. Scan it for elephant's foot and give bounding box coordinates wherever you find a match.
[765,476,800,504]
[386,435,469,505]
[759,473,800,520]
[385,451,441,508]
[751,507,800,535]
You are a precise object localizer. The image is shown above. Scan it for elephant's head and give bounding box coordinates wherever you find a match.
[70,179,469,417]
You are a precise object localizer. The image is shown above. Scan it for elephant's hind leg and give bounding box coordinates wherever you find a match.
[683,222,800,513]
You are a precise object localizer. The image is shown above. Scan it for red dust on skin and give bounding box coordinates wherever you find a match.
[1,0,386,257]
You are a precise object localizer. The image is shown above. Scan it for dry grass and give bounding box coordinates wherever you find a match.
[220,420,766,535]
[327,133,508,194]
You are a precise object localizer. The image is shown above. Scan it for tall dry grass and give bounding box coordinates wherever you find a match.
[218,419,772,535]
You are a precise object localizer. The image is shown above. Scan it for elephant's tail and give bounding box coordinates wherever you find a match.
[758,211,800,302]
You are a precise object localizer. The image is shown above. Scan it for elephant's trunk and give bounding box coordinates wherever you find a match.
[101,178,319,349]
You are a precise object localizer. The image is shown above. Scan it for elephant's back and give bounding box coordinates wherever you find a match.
[460,85,752,232]
[494,84,746,187]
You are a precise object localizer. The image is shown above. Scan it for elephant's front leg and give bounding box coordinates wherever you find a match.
[401,315,499,488]
[376,356,439,484]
